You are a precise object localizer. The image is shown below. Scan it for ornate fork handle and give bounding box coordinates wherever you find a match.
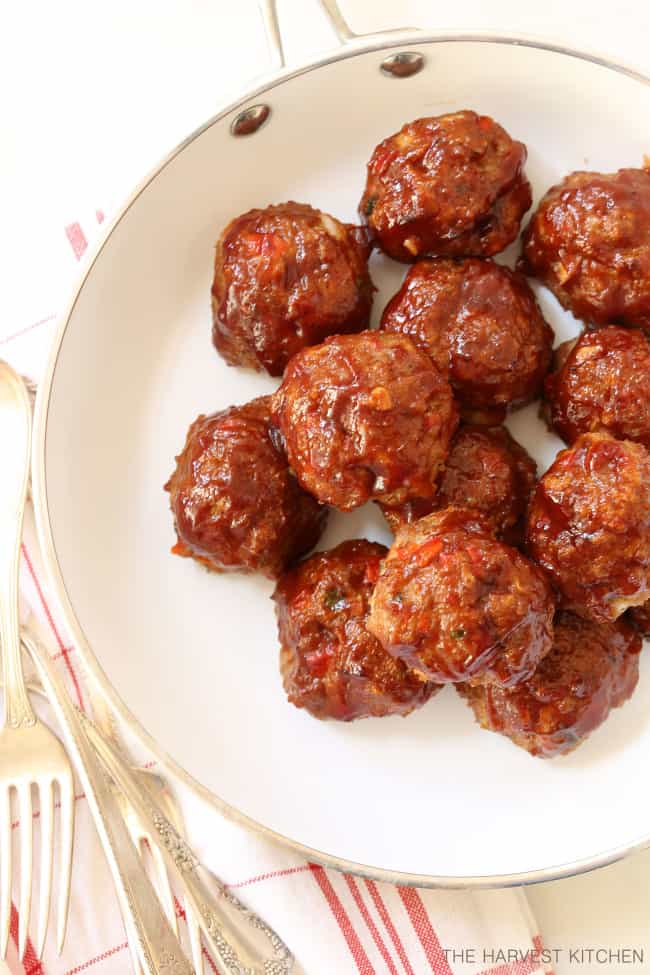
[80,713,294,975]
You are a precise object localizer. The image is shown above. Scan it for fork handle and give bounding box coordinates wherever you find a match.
[82,715,294,974]
[24,633,195,975]
[0,362,35,729]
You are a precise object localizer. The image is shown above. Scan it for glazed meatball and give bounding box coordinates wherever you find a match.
[211,202,374,376]
[379,425,537,546]
[520,168,650,330]
[274,540,438,721]
[359,111,531,263]
[165,396,327,578]
[380,258,553,422]
[458,612,641,758]
[270,331,458,511]
[526,433,650,622]
[367,508,554,687]
[544,326,650,448]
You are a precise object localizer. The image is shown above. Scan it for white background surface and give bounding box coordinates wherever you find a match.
[3,0,650,972]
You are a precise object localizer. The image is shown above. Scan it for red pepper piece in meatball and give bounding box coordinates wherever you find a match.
[458,612,641,758]
[526,433,650,622]
[165,396,327,578]
[544,326,650,448]
[359,110,531,263]
[270,331,458,511]
[520,168,650,330]
[274,540,438,721]
[367,508,554,687]
[380,258,553,423]
[379,425,537,546]
[211,202,374,376]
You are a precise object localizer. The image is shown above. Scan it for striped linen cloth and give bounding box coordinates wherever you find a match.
[0,210,555,975]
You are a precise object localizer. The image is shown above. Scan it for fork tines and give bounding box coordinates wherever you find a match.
[0,768,74,960]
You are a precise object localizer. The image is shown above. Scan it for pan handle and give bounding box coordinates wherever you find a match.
[318,0,358,43]
[259,0,419,69]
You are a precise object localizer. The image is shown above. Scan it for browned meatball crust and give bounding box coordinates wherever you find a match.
[544,326,650,448]
[379,425,537,546]
[526,433,650,622]
[520,168,650,330]
[211,202,374,376]
[458,612,641,757]
[270,331,458,511]
[380,258,553,422]
[367,508,554,687]
[359,111,531,263]
[628,599,650,636]
[274,540,438,721]
[165,396,327,578]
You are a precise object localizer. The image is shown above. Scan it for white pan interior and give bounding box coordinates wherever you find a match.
[38,37,650,883]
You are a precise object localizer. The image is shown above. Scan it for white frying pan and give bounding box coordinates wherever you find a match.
[32,0,650,887]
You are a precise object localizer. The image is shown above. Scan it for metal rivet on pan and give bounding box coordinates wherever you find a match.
[380,52,425,78]
[230,104,271,136]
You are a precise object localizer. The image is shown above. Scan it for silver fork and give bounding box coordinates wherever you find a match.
[23,630,195,974]
[116,777,203,975]
[0,360,74,960]
[10,632,204,974]
[16,650,293,974]
[90,694,204,974]
[81,713,294,975]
